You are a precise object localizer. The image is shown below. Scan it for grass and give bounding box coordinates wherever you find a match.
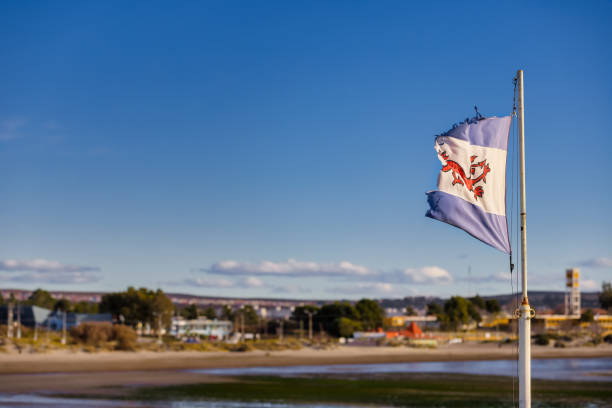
[123,374,612,408]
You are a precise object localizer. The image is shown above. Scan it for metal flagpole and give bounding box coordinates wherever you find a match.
[516,69,534,408]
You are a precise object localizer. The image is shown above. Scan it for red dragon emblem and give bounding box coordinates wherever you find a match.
[439,151,491,200]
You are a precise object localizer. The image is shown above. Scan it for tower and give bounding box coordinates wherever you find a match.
[564,268,580,316]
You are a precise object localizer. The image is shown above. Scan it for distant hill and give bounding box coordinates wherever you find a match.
[379,291,602,314]
[1,288,602,314]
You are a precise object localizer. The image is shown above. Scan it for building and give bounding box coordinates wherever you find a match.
[170,317,233,339]
[385,315,439,330]
[565,268,580,316]
[45,312,112,331]
[257,305,294,320]
[0,305,51,328]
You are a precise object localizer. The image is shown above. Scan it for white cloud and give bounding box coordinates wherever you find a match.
[0,258,101,285]
[0,259,100,273]
[171,276,265,289]
[174,277,235,288]
[206,259,373,277]
[581,279,600,291]
[241,276,264,288]
[329,282,402,296]
[402,266,453,284]
[577,257,612,268]
[0,271,100,284]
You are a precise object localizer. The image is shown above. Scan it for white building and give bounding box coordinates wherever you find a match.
[170,317,232,339]
[257,305,294,320]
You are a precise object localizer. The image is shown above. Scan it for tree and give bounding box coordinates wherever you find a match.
[54,298,72,312]
[317,302,360,337]
[337,317,363,338]
[467,301,482,323]
[443,297,471,330]
[291,305,319,323]
[26,289,56,309]
[469,295,486,310]
[0,292,4,306]
[600,282,612,312]
[581,309,594,322]
[221,305,235,321]
[73,301,99,314]
[405,306,417,316]
[99,287,174,329]
[181,304,199,320]
[426,302,443,316]
[485,299,501,314]
[355,299,384,330]
[150,289,175,330]
[239,305,259,327]
[203,306,217,320]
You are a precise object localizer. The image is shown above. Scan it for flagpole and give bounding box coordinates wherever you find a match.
[516,69,532,408]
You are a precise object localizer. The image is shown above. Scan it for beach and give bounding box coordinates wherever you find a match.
[1,343,611,395]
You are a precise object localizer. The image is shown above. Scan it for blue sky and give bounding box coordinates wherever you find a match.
[0,1,610,300]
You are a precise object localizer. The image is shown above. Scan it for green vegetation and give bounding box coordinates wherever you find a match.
[292,299,383,338]
[181,304,199,320]
[580,308,594,322]
[202,306,217,320]
[221,305,234,321]
[336,317,363,338]
[238,305,259,327]
[355,298,384,330]
[427,295,503,331]
[99,287,174,329]
[426,302,443,316]
[25,289,56,309]
[534,333,551,346]
[485,299,501,313]
[124,374,612,408]
[437,296,481,330]
[72,301,100,314]
[16,288,99,314]
[600,281,612,312]
[469,295,486,309]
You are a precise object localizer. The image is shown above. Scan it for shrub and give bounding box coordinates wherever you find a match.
[533,334,550,346]
[228,342,253,352]
[250,338,302,351]
[70,322,137,350]
[337,317,363,338]
[112,325,137,350]
[70,322,112,347]
[590,335,603,346]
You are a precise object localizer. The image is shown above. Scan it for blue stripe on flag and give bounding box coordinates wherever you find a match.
[440,117,510,150]
[426,191,510,254]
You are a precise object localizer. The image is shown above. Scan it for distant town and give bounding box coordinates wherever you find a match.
[1,287,603,318]
[1,268,610,347]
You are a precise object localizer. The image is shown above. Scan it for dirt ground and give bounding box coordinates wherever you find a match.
[0,343,610,395]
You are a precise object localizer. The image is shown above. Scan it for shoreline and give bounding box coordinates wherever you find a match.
[0,343,610,375]
[0,344,610,398]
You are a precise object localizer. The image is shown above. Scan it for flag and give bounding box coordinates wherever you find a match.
[426,115,511,253]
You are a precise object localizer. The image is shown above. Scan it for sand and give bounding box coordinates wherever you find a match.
[0,343,610,395]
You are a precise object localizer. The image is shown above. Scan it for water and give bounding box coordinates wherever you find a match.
[0,394,358,408]
[1,358,609,407]
[193,357,612,382]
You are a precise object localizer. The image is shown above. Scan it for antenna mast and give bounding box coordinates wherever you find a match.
[516,69,534,408]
